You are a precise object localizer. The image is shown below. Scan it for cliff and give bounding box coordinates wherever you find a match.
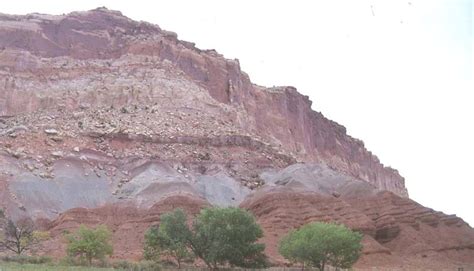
[0,7,406,196]
[1,8,472,269]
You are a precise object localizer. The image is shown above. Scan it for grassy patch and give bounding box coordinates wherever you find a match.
[0,262,117,271]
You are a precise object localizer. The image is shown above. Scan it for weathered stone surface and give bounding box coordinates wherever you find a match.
[241,189,474,269]
[43,195,208,260]
[0,8,472,270]
[0,8,406,196]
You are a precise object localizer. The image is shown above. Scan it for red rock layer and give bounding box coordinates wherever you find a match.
[0,8,406,196]
[240,189,474,270]
[41,189,474,269]
[43,195,208,260]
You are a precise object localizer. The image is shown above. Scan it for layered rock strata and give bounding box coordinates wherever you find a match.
[1,8,472,270]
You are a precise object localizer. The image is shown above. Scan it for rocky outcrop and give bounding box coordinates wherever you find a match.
[241,189,474,269]
[1,7,473,270]
[38,182,474,269]
[43,195,208,260]
[0,8,406,196]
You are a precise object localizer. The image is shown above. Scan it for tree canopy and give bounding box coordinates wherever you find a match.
[66,225,113,265]
[144,207,266,269]
[189,207,267,269]
[279,222,362,271]
[144,209,193,268]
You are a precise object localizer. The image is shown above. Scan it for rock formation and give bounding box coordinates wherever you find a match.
[0,8,472,269]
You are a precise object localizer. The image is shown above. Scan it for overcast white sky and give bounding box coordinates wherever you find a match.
[1,0,473,226]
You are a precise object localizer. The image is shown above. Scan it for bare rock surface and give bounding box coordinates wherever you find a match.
[0,8,472,269]
[0,8,406,196]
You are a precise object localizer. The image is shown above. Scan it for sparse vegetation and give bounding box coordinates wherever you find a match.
[0,259,161,271]
[0,217,49,255]
[111,260,161,271]
[1,255,52,264]
[279,222,363,271]
[0,262,117,270]
[66,225,113,266]
[1,212,362,271]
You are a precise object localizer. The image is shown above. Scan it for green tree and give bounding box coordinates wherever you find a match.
[279,222,362,271]
[66,225,113,265]
[144,226,161,262]
[145,207,266,270]
[188,207,267,269]
[144,209,193,268]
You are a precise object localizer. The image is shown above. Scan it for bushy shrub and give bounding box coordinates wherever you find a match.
[112,260,161,271]
[1,255,52,264]
[112,260,132,269]
[59,255,86,266]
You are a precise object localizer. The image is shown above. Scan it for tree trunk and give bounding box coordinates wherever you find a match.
[16,242,21,255]
[321,260,325,271]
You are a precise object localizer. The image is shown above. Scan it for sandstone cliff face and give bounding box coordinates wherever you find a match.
[1,8,473,270]
[0,8,406,196]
